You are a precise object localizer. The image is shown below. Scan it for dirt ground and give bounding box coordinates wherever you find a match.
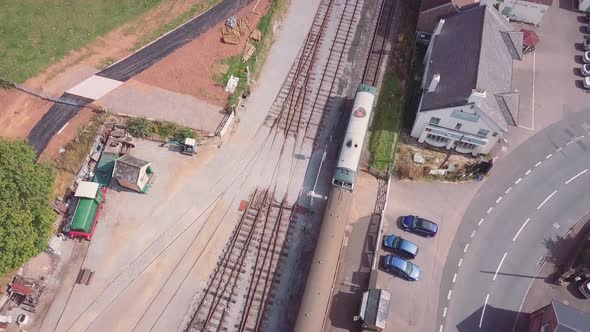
[0,0,219,142]
[134,0,272,107]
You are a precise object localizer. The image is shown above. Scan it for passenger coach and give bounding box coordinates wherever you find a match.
[332,84,377,191]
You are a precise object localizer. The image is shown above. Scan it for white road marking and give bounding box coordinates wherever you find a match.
[496,196,503,203]
[447,290,452,300]
[505,187,512,194]
[556,147,563,152]
[545,153,552,159]
[439,324,444,332]
[452,273,457,283]
[537,190,557,209]
[565,169,588,184]
[443,307,448,317]
[487,207,493,214]
[478,218,484,226]
[515,178,522,184]
[458,258,463,267]
[512,218,530,242]
[567,140,573,145]
[553,222,560,230]
[479,293,490,328]
[534,161,542,167]
[464,244,470,253]
[57,122,69,135]
[471,230,477,238]
[525,169,532,175]
[493,252,508,281]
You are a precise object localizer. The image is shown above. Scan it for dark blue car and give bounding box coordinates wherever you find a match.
[382,234,419,259]
[381,255,421,281]
[401,215,438,237]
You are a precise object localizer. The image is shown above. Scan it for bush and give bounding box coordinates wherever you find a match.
[174,127,196,143]
[127,118,153,138]
[153,121,180,141]
[0,140,55,275]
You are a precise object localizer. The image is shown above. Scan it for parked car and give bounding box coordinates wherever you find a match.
[584,38,590,51]
[582,64,590,76]
[584,77,590,89]
[401,215,438,237]
[381,255,421,281]
[584,51,590,63]
[580,279,590,299]
[382,234,419,259]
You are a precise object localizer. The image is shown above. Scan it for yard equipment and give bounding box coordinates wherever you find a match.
[181,138,197,156]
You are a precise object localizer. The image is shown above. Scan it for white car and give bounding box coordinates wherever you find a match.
[584,51,590,63]
[584,77,590,89]
[583,64,590,76]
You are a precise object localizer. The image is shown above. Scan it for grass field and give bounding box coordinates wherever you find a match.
[0,0,166,83]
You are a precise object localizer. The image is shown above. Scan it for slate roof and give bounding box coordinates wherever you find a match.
[552,300,590,332]
[420,5,522,132]
[113,154,149,184]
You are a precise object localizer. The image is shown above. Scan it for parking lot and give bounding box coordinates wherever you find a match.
[375,180,480,332]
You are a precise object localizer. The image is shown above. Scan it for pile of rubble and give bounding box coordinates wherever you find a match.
[0,275,45,330]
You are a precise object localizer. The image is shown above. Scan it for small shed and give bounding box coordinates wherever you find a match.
[355,289,390,331]
[113,155,155,193]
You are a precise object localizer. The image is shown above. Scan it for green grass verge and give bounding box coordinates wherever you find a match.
[0,0,171,83]
[130,0,223,51]
[214,0,289,108]
[369,70,403,171]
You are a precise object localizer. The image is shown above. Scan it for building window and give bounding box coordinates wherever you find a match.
[477,129,490,137]
[430,117,441,125]
[455,123,462,130]
[456,141,477,150]
[426,134,449,144]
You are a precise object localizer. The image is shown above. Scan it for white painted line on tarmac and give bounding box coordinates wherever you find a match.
[447,290,453,300]
[505,187,512,194]
[565,169,588,184]
[479,293,490,328]
[464,244,470,253]
[57,122,69,135]
[452,273,457,283]
[471,230,477,238]
[525,169,532,175]
[443,307,448,318]
[513,218,530,242]
[493,252,508,281]
[478,218,484,226]
[486,207,493,214]
[458,258,463,267]
[545,153,552,159]
[534,161,542,167]
[537,190,557,210]
[439,324,444,332]
[496,196,503,203]
[515,178,522,184]
[553,222,560,230]
[556,147,563,152]
[567,140,573,145]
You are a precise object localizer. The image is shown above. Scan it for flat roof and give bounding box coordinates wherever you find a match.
[185,138,196,146]
[75,181,99,198]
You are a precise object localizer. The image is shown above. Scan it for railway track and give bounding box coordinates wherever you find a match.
[185,189,293,332]
[362,0,397,86]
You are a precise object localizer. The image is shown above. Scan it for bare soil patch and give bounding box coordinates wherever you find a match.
[134,1,272,107]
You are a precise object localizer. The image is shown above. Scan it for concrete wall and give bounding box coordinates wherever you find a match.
[117,178,140,192]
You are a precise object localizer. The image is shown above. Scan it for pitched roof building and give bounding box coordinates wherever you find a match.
[528,300,590,332]
[410,5,522,155]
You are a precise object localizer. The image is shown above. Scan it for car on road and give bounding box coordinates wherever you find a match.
[585,39,590,51]
[584,51,590,63]
[582,64,590,76]
[381,255,421,281]
[401,215,438,237]
[382,234,419,259]
[578,277,590,299]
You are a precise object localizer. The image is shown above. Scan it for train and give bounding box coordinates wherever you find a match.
[294,84,378,332]
[332,84,378,191]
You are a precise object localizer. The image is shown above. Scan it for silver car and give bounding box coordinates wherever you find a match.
[580,278,590,299]
[583,64,590,76]
[584,51,590,63]
[584,77,590,89]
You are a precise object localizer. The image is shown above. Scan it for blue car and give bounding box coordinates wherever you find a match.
[382,234,419,259]
[381,255,421,281]
[401,215,438,237]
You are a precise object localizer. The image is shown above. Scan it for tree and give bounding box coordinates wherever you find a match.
[0,140,55,275]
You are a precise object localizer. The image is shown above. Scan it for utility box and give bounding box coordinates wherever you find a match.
[354,289,390,332]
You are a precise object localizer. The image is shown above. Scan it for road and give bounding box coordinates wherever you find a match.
[441,110,590,332]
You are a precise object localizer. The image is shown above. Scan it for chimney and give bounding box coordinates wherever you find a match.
[433,19,445,36]
[428,74,440,92]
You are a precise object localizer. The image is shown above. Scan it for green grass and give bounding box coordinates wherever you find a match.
[214,0,289,108]
[0,0,167,83]
[369,70,403,172]
[130,0,223,51]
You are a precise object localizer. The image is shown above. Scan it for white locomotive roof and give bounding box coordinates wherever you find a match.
[337,90,375,172]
